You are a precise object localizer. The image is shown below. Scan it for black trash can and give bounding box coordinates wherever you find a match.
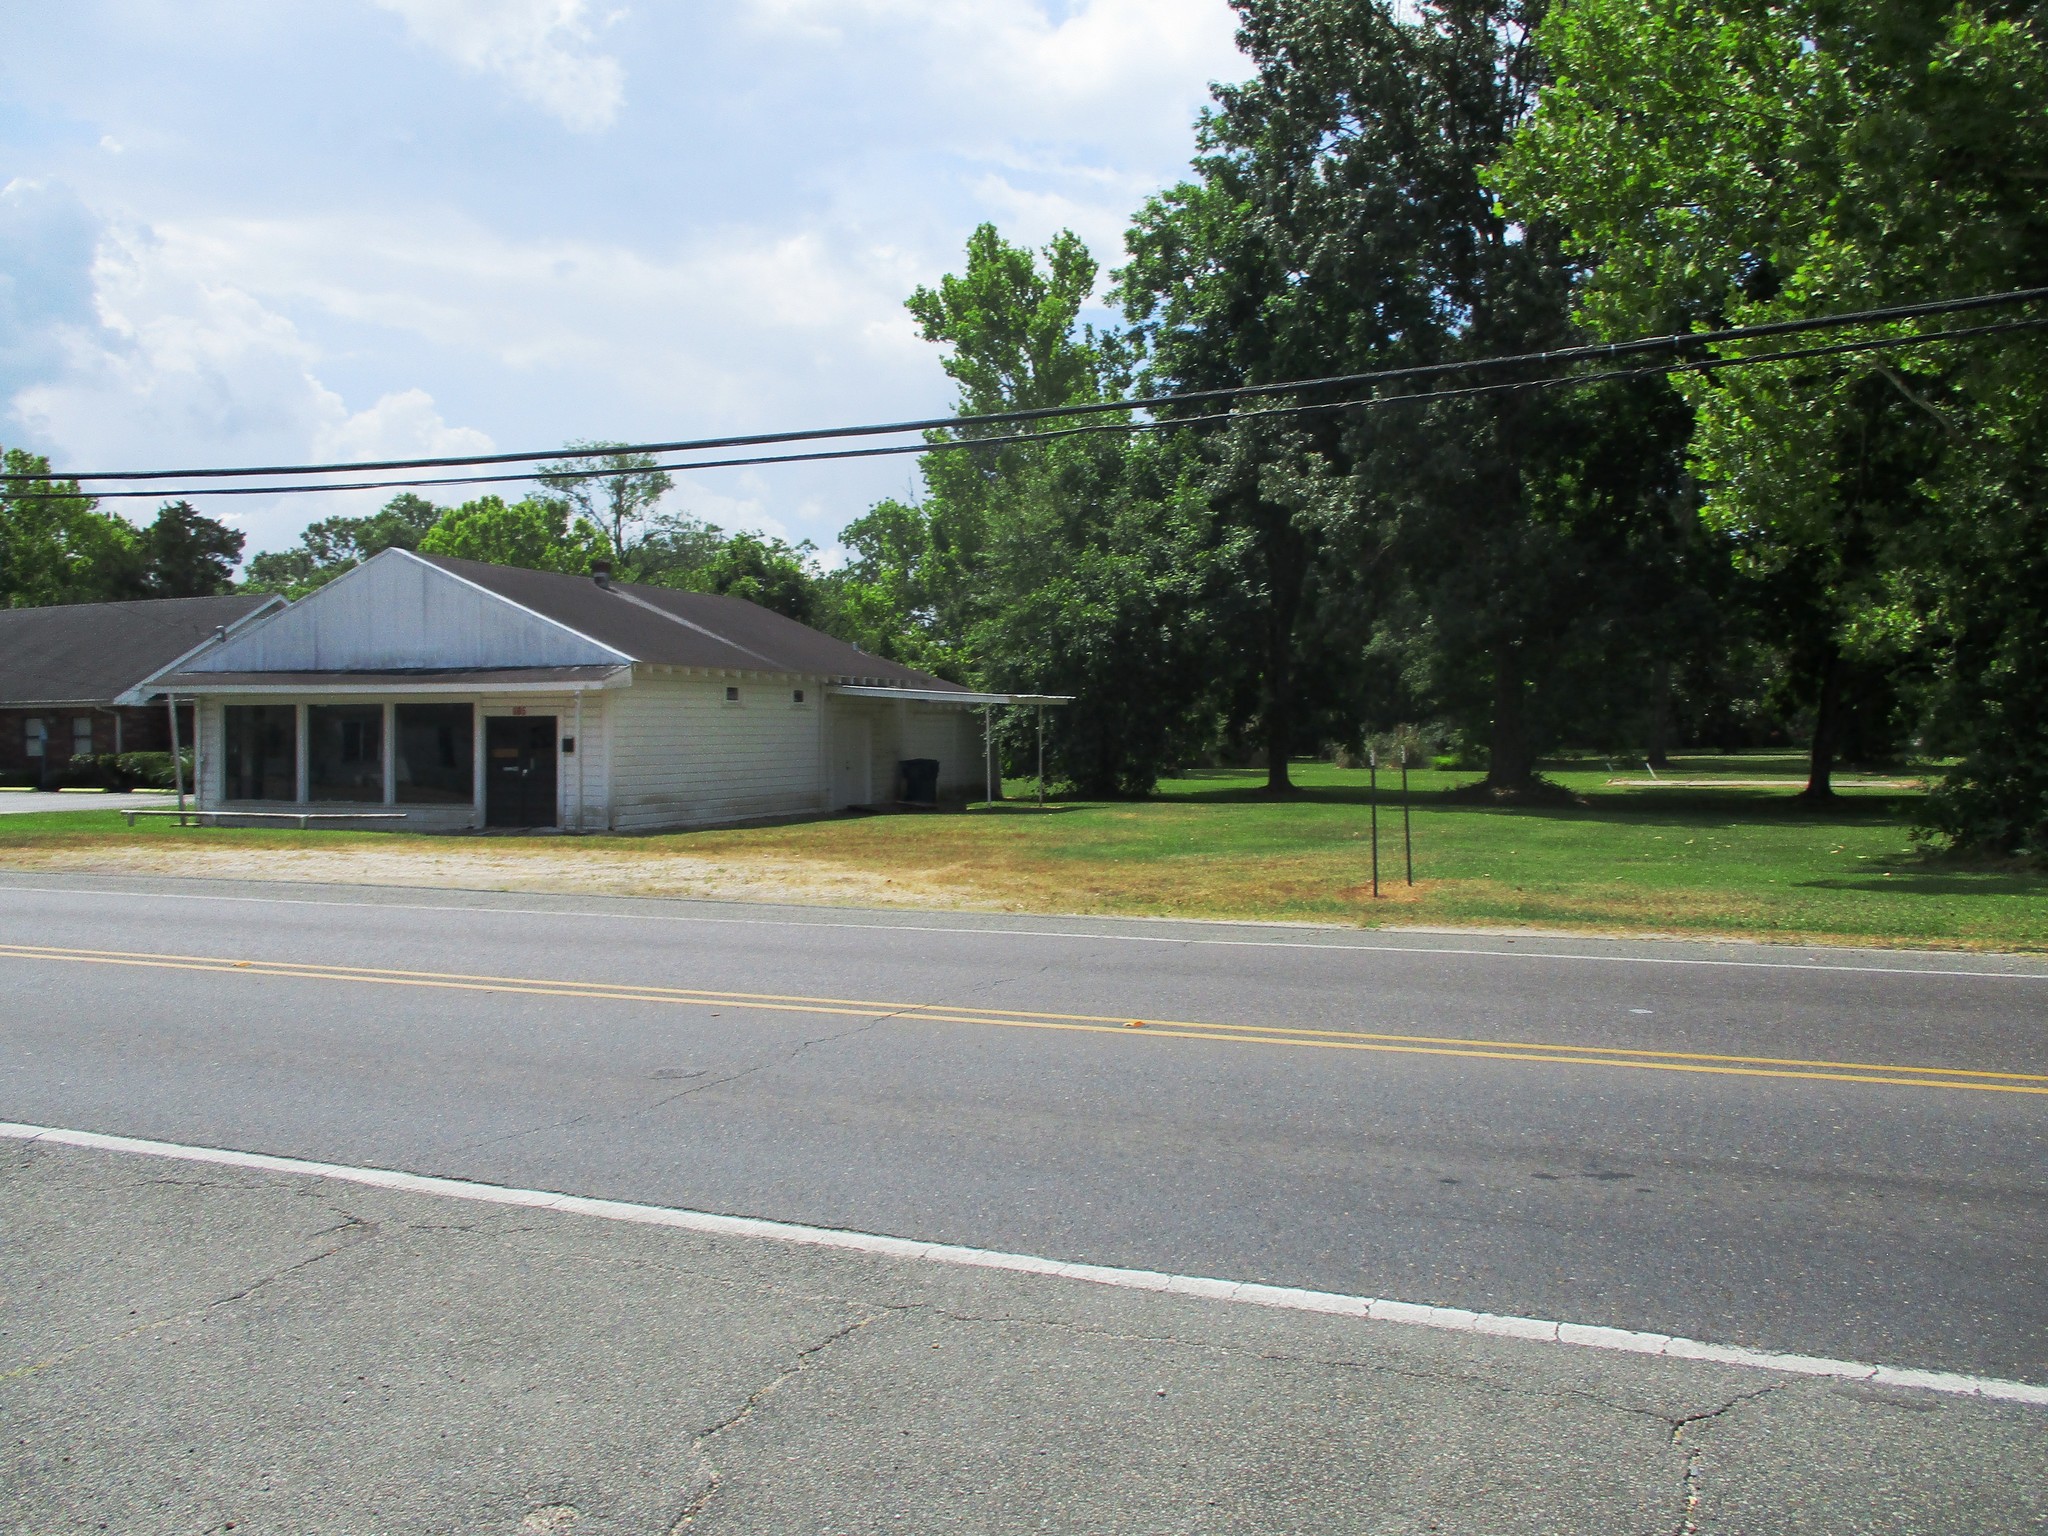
[898,758,941,805]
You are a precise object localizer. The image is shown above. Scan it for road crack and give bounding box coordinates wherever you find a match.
[0,1205,378,1389]
[1662,1383,1785,1535]
[664,1309,887,1530]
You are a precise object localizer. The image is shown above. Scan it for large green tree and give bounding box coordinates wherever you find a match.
[415,493,607,574]
[0,448,142,606]
[137,500,244,598]
[1495,0,2048,836]
[537,442,675,564]
[1119,0,1698,794]
[837,225,1218,796]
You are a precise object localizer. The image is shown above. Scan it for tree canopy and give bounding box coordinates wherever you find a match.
[1494,0,2048,846]
[1,448,245,608]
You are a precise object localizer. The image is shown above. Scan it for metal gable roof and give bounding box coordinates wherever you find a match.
[412,553,967,689]
[0,593,278,707]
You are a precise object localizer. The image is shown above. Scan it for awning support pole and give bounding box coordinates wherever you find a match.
[167,695,186,815]
[984,706,994,809]
[1036,704,1045,811]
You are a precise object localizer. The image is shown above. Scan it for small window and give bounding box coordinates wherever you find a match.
[72,717,94,758]
[23,719,47,758]
[725,686,741,703]
[792,689,806,705]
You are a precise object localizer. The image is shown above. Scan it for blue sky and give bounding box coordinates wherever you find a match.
[0,0,1244,561]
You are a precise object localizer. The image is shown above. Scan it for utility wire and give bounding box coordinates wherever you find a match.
[33,312,2048,502]
[6,284,2047,488]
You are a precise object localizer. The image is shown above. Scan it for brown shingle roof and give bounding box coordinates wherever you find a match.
[415,553,963,689]
[0,593,277,706]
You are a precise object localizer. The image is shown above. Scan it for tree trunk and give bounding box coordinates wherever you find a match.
[1800,648,1843,802]
[1485,640,1538,791]
[1645,660,1675,770]
[1259,514,1308,795]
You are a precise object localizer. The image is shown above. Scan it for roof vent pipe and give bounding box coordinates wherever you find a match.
[591,559,613,589]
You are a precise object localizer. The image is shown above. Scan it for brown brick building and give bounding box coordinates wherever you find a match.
[0,593,280,789]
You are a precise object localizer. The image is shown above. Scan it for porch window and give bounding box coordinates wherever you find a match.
[394,703,474,804]
[223,706,296,800]
[23,719,46,758]
[308,705,385,802]
[71,717,93,758]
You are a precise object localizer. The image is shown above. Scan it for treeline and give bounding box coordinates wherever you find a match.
[838,0,2048,860]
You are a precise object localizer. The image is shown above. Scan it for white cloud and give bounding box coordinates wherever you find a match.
[312,387,495,465]
[743,0,1239,127]
[369,0,625,132]
[736,0,1239,273]
[147,211,934,427]
[6,219,494,546]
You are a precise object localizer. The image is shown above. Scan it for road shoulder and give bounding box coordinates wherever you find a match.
[4,1139,2036,1534]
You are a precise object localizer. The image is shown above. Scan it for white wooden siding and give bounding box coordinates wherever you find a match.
[901,706,985,794]
[824,695,984,802]
[609,674,828,831]
[196,698,222,805]
[184,552,622,673]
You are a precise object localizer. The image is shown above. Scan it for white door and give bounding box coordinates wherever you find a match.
[832,719,872,808]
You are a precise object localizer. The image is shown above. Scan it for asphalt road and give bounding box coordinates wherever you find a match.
[2,870,2043,1386]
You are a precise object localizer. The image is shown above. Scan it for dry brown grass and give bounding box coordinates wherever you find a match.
[4,761,2042,950]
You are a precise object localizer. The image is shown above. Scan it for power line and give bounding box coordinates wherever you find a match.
[6,285,2046,489]
[34,312,2048,502]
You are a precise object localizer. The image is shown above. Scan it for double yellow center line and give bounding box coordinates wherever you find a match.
[3,941,2043,1097]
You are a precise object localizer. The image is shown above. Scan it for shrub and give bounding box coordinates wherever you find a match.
[112,751,191,789]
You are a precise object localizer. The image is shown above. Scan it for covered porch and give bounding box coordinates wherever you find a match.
[162,667,627,832]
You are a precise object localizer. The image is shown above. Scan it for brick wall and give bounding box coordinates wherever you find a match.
[0,705,187,786]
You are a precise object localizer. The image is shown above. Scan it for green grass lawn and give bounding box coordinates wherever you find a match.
[1,755,2040,950]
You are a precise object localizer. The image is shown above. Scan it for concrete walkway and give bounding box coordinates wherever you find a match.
[0,789,178,815]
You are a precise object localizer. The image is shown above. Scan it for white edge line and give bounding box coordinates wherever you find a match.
[0,881,2040,982]
[5,1120,2042,1408]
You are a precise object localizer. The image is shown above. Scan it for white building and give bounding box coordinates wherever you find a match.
[143,548,1062,831]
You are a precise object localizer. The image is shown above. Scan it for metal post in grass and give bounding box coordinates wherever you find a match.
[1369,747,1380,899]
[1402,745,1414,886]
[1036,704,1046,811]
[984,705,994,809]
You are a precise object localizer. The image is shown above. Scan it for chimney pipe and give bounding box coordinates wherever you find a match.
[592,559,613,589]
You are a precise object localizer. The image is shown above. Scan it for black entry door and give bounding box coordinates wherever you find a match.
[485,716,558,828]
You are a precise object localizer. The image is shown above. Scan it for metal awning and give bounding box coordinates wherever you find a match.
[828,685,1072,706]
[146,665,633,696]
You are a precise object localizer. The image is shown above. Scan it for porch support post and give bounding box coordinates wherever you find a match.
[167,695,186,815]
[472,702,487,830]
